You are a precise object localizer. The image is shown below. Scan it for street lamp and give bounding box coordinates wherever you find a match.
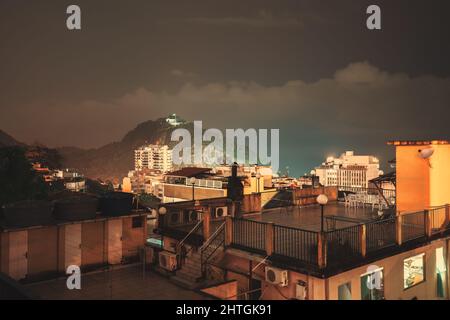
[256,172,261,193]
[189,177,196,201]
[310,170,316,188]
[316,194,328,233]
[158,206,167,228]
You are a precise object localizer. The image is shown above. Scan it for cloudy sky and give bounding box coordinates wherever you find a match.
[1,0,450,175]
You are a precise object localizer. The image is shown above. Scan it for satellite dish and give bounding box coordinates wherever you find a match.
[418,147,434,159]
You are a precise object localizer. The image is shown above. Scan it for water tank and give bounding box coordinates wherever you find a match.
[3,200,53,228]
[99,192,133,216]
[53,195,98,221]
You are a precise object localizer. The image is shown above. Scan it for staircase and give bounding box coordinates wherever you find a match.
[171,221,226,289]
[200,222,225,277]
[172,252,203,289]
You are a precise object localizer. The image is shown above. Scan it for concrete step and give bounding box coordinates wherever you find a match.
[184,262,201,269]
[171,275,199,290]
[176,271,201,283]
[177,266,202,276]
[177,268,201,277]
[187,256,201,262]
[176,271,197,280]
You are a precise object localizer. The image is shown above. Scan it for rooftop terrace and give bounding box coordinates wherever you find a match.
[249,202,381,232]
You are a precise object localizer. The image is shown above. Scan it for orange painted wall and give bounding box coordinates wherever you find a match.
[396,144,450,213]
[396,146,430,213]
[429,145,450,207]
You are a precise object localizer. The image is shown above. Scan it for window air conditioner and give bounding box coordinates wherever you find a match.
[214,206,228,218]
[265,266,288,287]
[159,251,178,271]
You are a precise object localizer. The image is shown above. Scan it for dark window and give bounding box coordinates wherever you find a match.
[170,212,180,224]
[183,210,190,223]
[190,210,198,221]
[132,216,143,228]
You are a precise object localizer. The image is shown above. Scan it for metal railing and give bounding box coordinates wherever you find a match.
[337,186,395,206]
[402,211,426,242]
[338,186,396,198]
[325,224,361,267]
[219,205,450,271]
[200,222,226,275]
[232,218,267,254]
[273,225,318,266]
[366,218,396,253]
[428,206,449,235]
[176,219,204,263]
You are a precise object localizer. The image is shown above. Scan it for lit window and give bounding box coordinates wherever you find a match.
[436,247,446,298]
[404,253,425,289]
[361,267,384,300]
[338,282,352,300]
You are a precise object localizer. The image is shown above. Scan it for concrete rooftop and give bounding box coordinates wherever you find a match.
[25,265,209,300]
[249,202,381,231]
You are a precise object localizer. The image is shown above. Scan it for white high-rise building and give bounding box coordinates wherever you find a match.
[134,144,173,173]
[314,151,381,189]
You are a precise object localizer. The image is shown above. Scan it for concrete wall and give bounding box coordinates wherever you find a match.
[429,145,450,207]
[81,220,106,269]
[396,145,431,213]
[241,194,261,214]
[122,216,147,261]
[292,186,338,206]
[201,280,238,300]
[222,236,449,300]
[0,232,9,275]
[396,144,450,213]
[164,184,226,201]
[0,215,147,282]
[220,252,327,300]
[260,190,278,208]
[27,227,58,280]
[327,239,449,300]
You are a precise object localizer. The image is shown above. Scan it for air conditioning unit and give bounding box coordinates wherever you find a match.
[295,280,307,300]
[214,206,228,218]
[265,266,288,287]
[159,251,178,271]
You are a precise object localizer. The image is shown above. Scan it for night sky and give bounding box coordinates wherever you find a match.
[1,0,450,176]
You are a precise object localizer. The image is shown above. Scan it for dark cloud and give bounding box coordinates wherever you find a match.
[1,0,450,175]
[2,61,449,174]
[173,10,304,28]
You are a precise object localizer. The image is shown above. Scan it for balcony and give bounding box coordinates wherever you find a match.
[226,205,450,276]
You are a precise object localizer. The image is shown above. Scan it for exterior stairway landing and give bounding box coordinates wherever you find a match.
[171,252,203,289]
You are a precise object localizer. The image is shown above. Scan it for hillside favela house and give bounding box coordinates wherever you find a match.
[152,142,450,300]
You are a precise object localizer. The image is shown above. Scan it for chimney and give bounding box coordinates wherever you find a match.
[231,162,238,178]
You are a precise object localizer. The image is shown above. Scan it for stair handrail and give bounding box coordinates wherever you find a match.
[176,218,203,254]
[201,221,226,251]
[200,221,226,275]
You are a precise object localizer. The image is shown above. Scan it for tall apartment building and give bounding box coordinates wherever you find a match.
[314,151,381,188]
[134,144,173,173]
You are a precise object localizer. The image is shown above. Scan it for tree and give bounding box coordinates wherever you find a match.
[0,147,48,206]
